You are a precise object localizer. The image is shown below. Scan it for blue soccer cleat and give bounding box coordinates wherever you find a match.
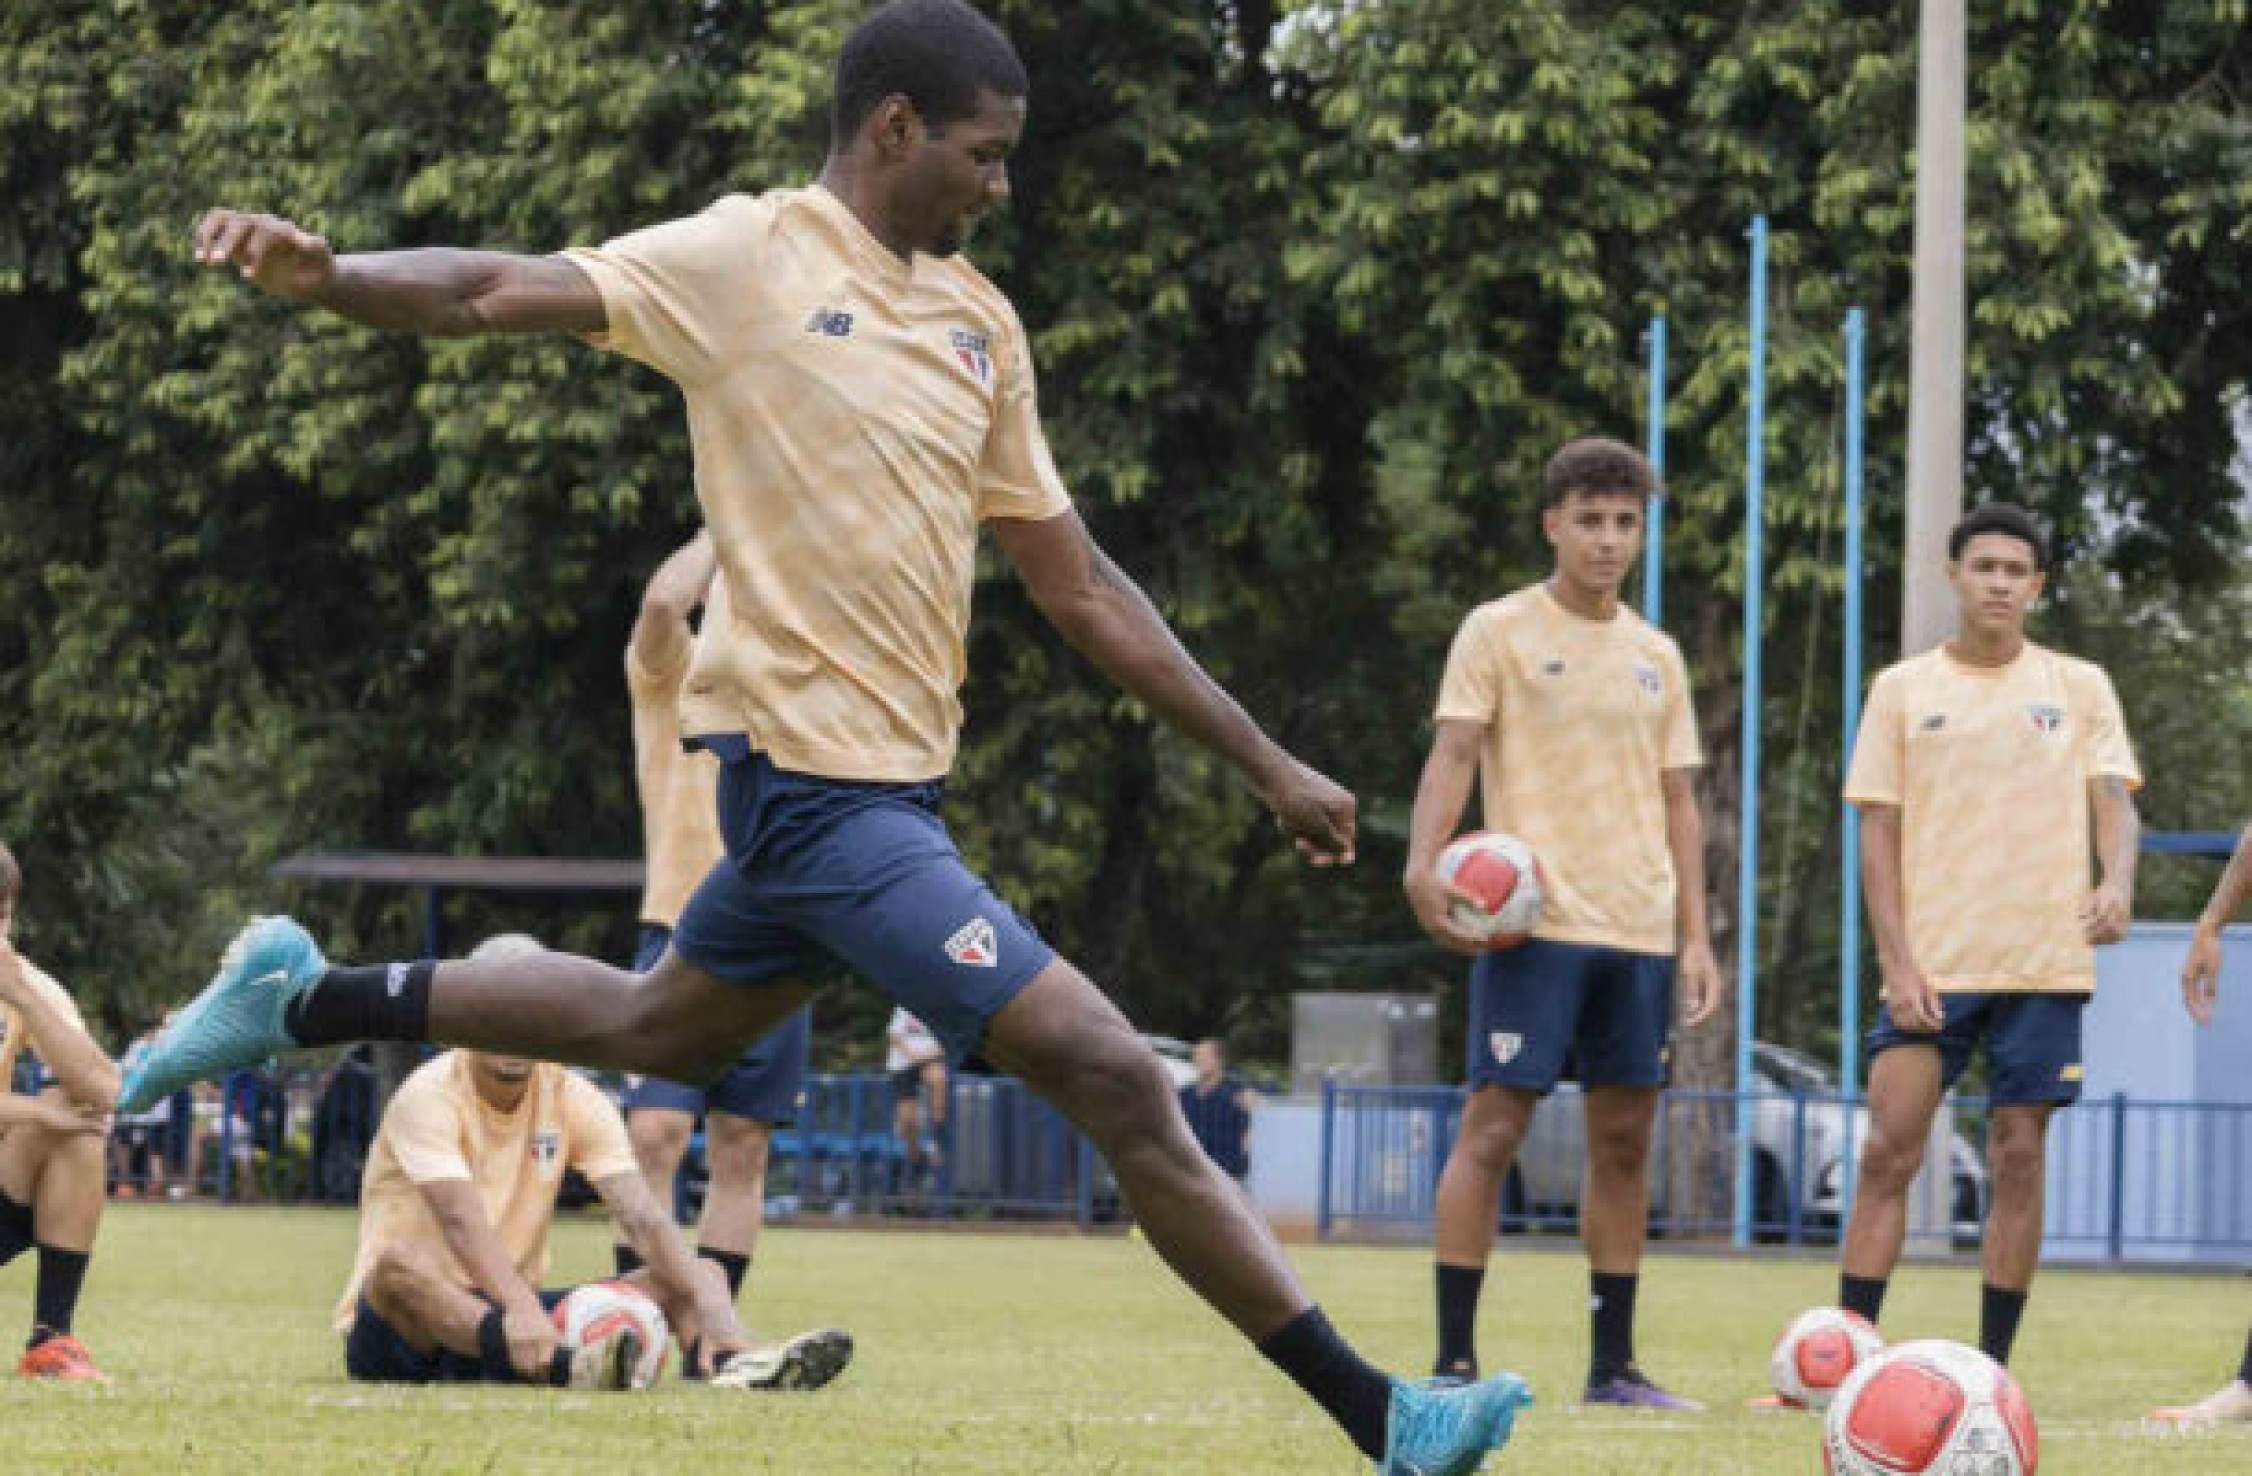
[1379,1371,1534,1475]
[117,916,328,1114]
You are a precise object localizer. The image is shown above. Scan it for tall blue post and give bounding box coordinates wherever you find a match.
[1733,217,1770,1249]
[1644,316,1668,624]
[1840,307,1868,1222]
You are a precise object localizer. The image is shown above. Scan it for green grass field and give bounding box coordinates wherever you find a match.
[0,1205,2244,1473]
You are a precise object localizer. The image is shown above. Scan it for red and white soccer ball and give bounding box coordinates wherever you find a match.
[1771,1306,1885,1411]
[553,1280,671,1389]
[1824,1339,2038,1476]
[1435,831,1545,947]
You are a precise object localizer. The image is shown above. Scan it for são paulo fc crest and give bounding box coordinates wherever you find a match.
[2025,703,2065,737]
[1632,661,1663,701]
[532,1129,562,1171]
[950,328,993,388]
[1489,1031,1523,1066]
[945,916,999,969]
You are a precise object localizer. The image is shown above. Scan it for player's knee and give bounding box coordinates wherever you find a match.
[367,1244,429,1317]
[1986,1125,2046,1194]
[1073,1041,1178,1142]
[1859,1129,1926,1191]
[708,1119,772,1186]
[1586,1121,1654,1180]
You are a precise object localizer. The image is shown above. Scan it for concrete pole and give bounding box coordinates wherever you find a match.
[1903,0,1967,658]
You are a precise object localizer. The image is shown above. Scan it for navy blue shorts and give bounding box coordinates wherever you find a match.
[672,747,1054,1065]
[1466,939,1675,1094]
[342,1289,570,1384]
[623,924,810,1124]
[1865,992,2085,1106]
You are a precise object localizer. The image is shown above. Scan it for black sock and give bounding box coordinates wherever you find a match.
[1257,1307,1393,1461]
[1589,1271,1638,1383]
[2239,1325,2252,1386]
[31,1245,89,1347]
[613,1244,644,1277]
[1979,1283,2028,1366]
[1840,1273,1888,1325]
[475,1306,552,1385]
[546,1348,573,1387]
[283,961,436,1048]
[701,1247,749,1301]
[1434,1263,1484,1375]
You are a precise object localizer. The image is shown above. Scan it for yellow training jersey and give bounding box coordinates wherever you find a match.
[564,185,1075,784]
[629,577,727,930]
[334,1052,639,1334]
[1844,642,2140,995]
[1435,585,1701,955]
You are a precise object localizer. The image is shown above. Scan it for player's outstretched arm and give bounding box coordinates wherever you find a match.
[194,208,605,338]
[418,1178,561,1378]
[990,509,1355,864]
[594,1171,746,1352]
[1400,720,1496,954]
[2181,819,2252,1024]
[0,941,118,1113]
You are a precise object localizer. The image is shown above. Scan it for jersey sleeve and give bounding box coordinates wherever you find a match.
[383,1080,474,1186]
[974,302,1073,523]
[2078,666,2143,788]
[1659,640,1702,769]
[561,197,764,388]
[1433,608,1502,725]
[562,1073,642,1183]
[1843,668,1905,806]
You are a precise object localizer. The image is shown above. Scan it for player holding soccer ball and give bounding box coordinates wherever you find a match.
[1837,503,2140,1367]
[1405,438,1723,1408]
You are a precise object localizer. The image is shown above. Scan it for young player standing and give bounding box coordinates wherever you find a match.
[125,3,1530,1465]
[1837,503,2140,1366]
[1404,438,1722,1409]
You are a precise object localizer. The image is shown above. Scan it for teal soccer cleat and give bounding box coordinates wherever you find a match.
[116,916,328,1114]
[1379,1371,1534,1475]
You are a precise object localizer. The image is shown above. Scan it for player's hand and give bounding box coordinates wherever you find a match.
[2180,925,2221,1026]
[1881,967,1945,1034]
[31,1097,107,1136]
[1403,865,1491,956]
[194,208,336,302]
[1258,756,1356,866]
[2079,881,2130,945]
[1676,939,1725,1028]
[503,1304,561,1382]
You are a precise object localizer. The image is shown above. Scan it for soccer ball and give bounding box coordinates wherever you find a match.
[1824,1339,2038,1475]
[1771,1306,1885,1411]
[553,1280,671,1389]
[1435,831,1545,946]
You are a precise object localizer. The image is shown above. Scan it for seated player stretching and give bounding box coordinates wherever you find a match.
[0,841,120,1381]
[338,934,851,1390]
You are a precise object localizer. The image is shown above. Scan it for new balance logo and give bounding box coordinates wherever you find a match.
[805,307,854,338]
[1920,714,1947,731]
[945,917,998,969]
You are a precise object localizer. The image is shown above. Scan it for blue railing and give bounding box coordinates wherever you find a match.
[1315,1082,2252,1263]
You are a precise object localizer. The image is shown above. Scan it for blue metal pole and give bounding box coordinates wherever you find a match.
[1317,1078,1336,1240]
[1644,316,1668,624]
[1840,307,1867,1224]
[1733,216,1770,1250]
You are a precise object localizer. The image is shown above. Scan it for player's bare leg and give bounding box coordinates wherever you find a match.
[1839,1044,1945,1322]
[620,1106,695,1270]
[1429,1084,1536,1379]
[700,1113,770,1268]
[362,1241,630,1388]
[0,1088,106,1380]
[1579,1084,1698,1409]
[1976,1102,2056,1364]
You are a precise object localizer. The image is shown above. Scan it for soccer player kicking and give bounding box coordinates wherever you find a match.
[1837,503,2140,1367]
[125,3,1529,1466]
[0,842,120,1381]
[610,534,828,1334]
[2148,824,2252,1430]
[1405,439,1722,1410]
[339,934,848,1390]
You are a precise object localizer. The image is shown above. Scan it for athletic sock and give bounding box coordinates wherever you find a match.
[1839,1273,1888,1325]
[2239,1325,2252,1387]
[1433,1263,1485,1375]
[613,1244,644,1277]
[1588,1271,1639,1383]
[1978,1283,2028,1366]
[700,1247,750,1301]
[475,1307,516,1382]
[284,962,435,1048]
[1257,1307,1392,1461]
[30,1245,89,1348]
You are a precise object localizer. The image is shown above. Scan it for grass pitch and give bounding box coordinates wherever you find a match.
[0,1205,2244,1472]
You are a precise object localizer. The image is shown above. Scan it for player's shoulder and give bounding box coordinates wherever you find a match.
[1868,648,1946,692]
[9,957,85,1028]
[1461,586,1543,635]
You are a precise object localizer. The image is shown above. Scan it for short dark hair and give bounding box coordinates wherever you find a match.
[1947,502,2049,570]
[0,842,18,905]
[832,0,1029,142]
[1543,437,1657,509]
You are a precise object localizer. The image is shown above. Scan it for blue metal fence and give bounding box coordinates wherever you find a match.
[1316,1082,2252,1263]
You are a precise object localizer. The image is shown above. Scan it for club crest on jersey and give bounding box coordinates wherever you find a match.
[1541,658,1566,678]
[805,306,855,338]
[945,916,999,969]
[2026,703,2065,736]
[1632,661,1663,700]
[1489,1031,1523,1066]
[532,1129,561,1171]
[949,328,993,387]
[1920,713,1947,732]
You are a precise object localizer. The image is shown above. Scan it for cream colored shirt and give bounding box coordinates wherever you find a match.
[629,577,727,929]
[1434,585,1701,955]
[334,1053,639,1333]
[1845,643,2140,994]
[565,186,1074,783]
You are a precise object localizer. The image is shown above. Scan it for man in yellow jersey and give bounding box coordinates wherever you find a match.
[339,933,846,1389]
[129,3,1528,1466]
[611,535,822,1323]
[0,842,119,1381]
[1838,503,2140,1366]
[1405,439,1723,1410]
